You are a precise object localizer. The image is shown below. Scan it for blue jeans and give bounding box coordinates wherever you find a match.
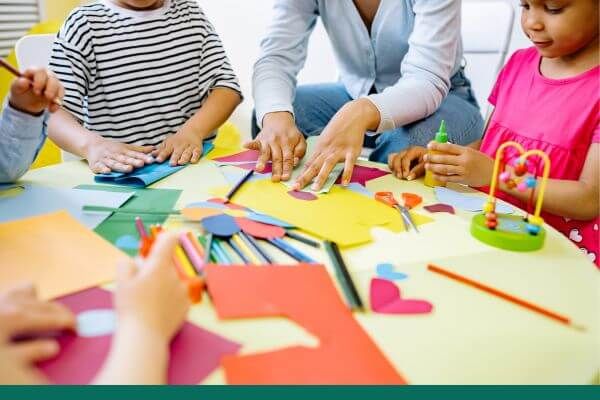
[252,69,484,163]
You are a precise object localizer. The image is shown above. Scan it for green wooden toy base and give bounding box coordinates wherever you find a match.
[471,214,546,252]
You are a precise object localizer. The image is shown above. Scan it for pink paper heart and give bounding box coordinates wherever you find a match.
[370,278,433,315]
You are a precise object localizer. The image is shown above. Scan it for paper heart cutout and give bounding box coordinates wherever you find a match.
[569,229,583,243]
[376,264,408,281]
[424,203,455,214]
[370,279,433,315]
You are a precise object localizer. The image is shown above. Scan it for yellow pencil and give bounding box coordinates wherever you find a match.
[174,244,197,278]
[232,234,261,265]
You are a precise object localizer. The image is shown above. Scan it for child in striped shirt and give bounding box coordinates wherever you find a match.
[48,0,242,174]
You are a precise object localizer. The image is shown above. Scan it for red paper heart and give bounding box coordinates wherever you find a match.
[370,278,433,315]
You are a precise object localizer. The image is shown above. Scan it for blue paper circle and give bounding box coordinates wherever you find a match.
[201,214,241,237]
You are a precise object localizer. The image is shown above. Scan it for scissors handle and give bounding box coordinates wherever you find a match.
[375,191,398,207]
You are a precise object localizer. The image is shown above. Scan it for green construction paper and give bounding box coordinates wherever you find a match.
[76,184,182,256]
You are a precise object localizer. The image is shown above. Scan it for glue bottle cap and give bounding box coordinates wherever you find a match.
[435,120,448,144]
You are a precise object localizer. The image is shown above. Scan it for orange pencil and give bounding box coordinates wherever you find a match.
[427,264,584,331]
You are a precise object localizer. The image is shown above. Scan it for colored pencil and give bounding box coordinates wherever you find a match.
[134,216,148,239]
[324,240,363,311]
[267,238,317,263]
[224,169,254,203]
[240,232,273,264]
[179,232,204,274]
[213,239,232,264]
[187,232,205,257]
[232,234,261,265]
[285,230,320,248]
[174,245,197,278]
[203,233,214,264]
[427,264,584,331]
[0,58,62,107]
[227,237,250,264]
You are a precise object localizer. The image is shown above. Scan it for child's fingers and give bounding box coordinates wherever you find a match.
[126,144,155,154]
[425,162,463,177]
[190,147,201,164]
[10,340,60,363]
[117,258,138,284]
[43,76,60,102]
[426,153,461,166]
[91,161,111,174]
[103,157,134,173]
[156,143,173,163]
[432,173,464,184]
[170,146,185,166]
[30,69,49,96]
[401,149,423,178]
[406,162,425,181]
[428,141,463,155]
[124,149,153,164]
[113,153,144,168]
[10,77,31,95]
[143,233,179,277]
[177,147,193,165]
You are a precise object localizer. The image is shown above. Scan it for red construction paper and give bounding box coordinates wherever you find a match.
[235,218,285,239]
[38,288,240,385]
[213,151,273,174]
[206,265,406,384]
[335,165,389,186]
[370,278,433,315]
[287,190,318,201]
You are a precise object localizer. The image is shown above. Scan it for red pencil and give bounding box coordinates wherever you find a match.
[427,264,584,331]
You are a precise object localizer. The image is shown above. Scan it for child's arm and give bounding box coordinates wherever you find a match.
[426,143,599,221]
[0,68,63,182]
[153,87,242,166]
[48,111,155,174]
[93,233,189,385]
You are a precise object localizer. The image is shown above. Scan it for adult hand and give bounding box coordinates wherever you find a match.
[245,112,306,182]
[424,142,494,187]
[85,136,155,174]
[153,130,204,166]
[114,233,189,344]
[9,68,64,115]
[0,283,76,363]
[293,99,379,191]
[388,146,427,180]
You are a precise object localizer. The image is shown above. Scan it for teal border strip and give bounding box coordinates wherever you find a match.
[0,385,598,400]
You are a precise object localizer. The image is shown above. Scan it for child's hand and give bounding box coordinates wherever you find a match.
[9,68,64,115]
[153,130,204,166]
[114,233,189,344]
[424,142,494,187]
[388,147,427,180]
[86,136,155,174]
[0,283,76,363]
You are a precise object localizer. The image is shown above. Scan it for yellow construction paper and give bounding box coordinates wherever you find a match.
[0,211,124,300]
[210,179,432,248]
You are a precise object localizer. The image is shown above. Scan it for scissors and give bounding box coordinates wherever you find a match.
[375,191,419,233]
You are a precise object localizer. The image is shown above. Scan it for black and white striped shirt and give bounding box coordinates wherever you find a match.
[50,0,241,146]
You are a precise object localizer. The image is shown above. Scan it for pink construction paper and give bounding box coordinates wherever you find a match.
[424,203,455,214]
[38,288,240,385]
[370,279,433,315]
[214,151,273,174]
[335,165,390,186]
[287,190,318,201]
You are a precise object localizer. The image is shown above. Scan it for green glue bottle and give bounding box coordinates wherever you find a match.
[424,120,448,188]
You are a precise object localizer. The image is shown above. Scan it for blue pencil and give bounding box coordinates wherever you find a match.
[240,232,273,264]
[212,239,232,264]
[267,238,317,264]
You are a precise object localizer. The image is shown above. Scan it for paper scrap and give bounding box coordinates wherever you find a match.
[38,288,241,384]
[0,185,134,229]
[402,193,423,209]
[236,217,285,239]
[206,265,406,384]
[370,278,433,315]
[288,190,318,201]
[0,211,124,300]
[336,165,389,186]
[424,203,455,214]
[376,264,408,281]
[201,214,240,237]
[245,212,295,229]
[115,235,140,251]
[435,187,514,214]
[345,182,373,198]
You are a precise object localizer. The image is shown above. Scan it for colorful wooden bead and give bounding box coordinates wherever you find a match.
[499,171,511,183]
[526,177,537,189]
[528,216,544,226]
[506,180,517,189]
[517,181,529,192]
[486,219,498,230]
[485,213,497,221]
[527,224,541,235]
[483,202,495,213]
[514,163,528,177]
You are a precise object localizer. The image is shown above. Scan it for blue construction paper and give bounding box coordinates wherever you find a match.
[94,143,214,188]
[345,182,373,198]
[0,185,134,229]
[376,264,408,281]
[217,164,270,186]
[245,212,295,229]
[434,187,514,214]
[201,214,240,237]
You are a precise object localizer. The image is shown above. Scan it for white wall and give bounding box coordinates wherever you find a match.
[200,0,531,137]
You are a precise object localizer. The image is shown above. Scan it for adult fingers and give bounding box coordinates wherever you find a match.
[312,155,339,191]
[292,136,307,167]
[280,141,294,181]
[270,143,284,182]
[255,142,271,173]
[113,153,144,168]
[340,153,355,186]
